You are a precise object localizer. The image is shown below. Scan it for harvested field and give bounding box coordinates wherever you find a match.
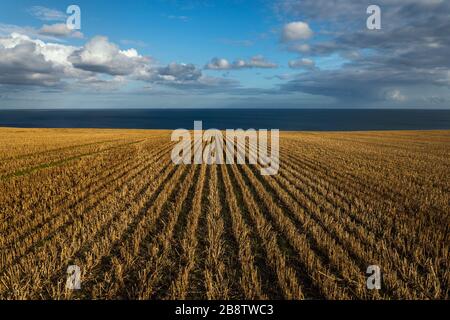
[0,127,448,300]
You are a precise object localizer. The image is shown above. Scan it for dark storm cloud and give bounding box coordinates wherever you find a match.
[276,0,450,104]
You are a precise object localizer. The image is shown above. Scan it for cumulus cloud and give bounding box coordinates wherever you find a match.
[205,55,277,70]
[0,33,79,86]
[141,62,240,91]
[154,63,201,82]
[205,58,231,70]
[0,33,235,94]
[68,36,151,76]
[282,21,313,42]
[0,41,60,86]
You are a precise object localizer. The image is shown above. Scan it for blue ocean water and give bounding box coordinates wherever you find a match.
[0,109,450,131]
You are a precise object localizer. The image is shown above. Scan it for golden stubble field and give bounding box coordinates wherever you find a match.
[0,127,448,300]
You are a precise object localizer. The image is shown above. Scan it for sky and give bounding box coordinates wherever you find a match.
[0,0,449,109]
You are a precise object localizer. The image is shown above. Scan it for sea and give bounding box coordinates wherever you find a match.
[0,109,450,131]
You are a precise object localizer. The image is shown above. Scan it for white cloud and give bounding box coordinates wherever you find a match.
[0,22,83,41]
[288,43,310,53]
[0,24,33,37]
[73,75,127,92]
[282,21,313,42]
[386,89,407,102]
[0,34,146,87]
[288,58,316,69]
[28,6,66,22]
[205,55,277,70]
[245,55,278,68]
[68,36,152,76]
[0,33,77,86]
[205,58,231,70]
[153,62,202,82]
[39,23,83,39]
[0,33,235,92]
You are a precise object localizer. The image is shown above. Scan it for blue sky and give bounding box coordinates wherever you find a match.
[0,0,449,108]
